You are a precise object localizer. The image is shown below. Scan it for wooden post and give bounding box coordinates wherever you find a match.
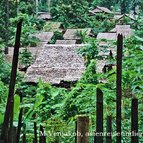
[16,107,23,143]
[39,125,46,143]
[94,88,103,143]
[116,34,123,143]
[36,0,39,16]
[77,115,89,143]
[12,126,17,143]
[75,120,77,143]
[131,98,138,143]
[22,134,26,143]
[1,20,22,143]
[106,116,112,143]
[33,122,38,143]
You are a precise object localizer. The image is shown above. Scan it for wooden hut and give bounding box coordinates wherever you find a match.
[89,6,113,15]
[25,44,86,85]
[110,25,133,38]
[114,14,136,24]
[37,12,52,20]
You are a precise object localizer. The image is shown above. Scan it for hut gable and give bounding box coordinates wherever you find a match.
[63,28,92,40]
[25,44,86,84]
[89,6,112,15]
[37,12,52,20]
[31,32,54,42]
[55,40,76,44]
[114,14,136,24]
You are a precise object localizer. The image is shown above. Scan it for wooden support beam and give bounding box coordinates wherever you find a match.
[116,34,123,143]
[33,122,38,143]
[131,98,138,143]
[94,88,103,143]
[106,116,112,143]
[1,20,22,143]
[77,115,89,143]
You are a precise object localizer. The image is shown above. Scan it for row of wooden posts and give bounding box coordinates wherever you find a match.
[0,21,139,143]
[17,91,138,143]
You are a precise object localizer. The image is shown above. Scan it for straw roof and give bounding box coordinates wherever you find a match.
[63,28,92,40]
[55,40,76,44]
[114,14,136,21]
[31,32,54,42]
[37,12,52,20]
[89,6,113,15]
[97,33,117,40]
[110,25,133,37]
[25,44,86,84]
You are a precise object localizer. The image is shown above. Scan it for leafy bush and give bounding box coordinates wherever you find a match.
[49,31,63,44]
[19,48,34,69]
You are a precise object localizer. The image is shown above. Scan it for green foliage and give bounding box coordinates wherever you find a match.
[0,54,11,84]
[14,94,20,121]
[9,13,39,47]
[19,48,34,69]
[51,0,89,28]
[49,31,63,44]
[19,1,36,15]
[78,38,98,65]
[0,81,8,125]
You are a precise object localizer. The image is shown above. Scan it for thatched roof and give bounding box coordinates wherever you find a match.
[110,25,133,37]
[55,40,76,44]
[31,32,54,42]
[97,33,117,40]
[63,28,92,40]
[25,44,86,84]
[89,6,113,15]
[37,12,52,20]
[114,14,136,21]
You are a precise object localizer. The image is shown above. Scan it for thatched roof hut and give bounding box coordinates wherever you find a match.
[63,28,92,40]
[97,33,117,40]
[110,25,133,37]
[37,12,52,20]
[31,32,54,42]
[25,44,86,84]
[89,6,113,15]
[55,40,76,44]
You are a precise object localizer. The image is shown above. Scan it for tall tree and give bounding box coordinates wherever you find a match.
[120,0,131,14]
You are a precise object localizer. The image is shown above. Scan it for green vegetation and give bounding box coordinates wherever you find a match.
[0,0,143,142]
